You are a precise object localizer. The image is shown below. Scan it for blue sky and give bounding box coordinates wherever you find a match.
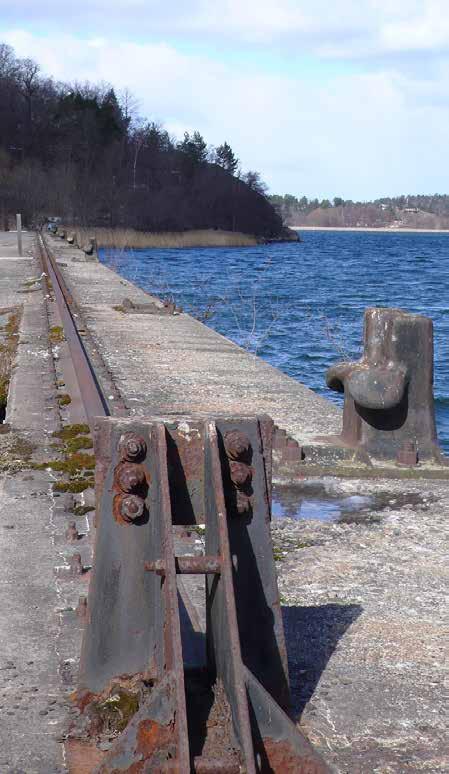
[2,1,449,199]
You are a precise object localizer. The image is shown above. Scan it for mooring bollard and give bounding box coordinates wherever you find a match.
[73,414,328,773]
[326,307,442,463]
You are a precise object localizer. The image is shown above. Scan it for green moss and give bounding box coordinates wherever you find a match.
[49,325,65,344]
[93,689,140,735]
[57,393,72,406]
[73,504,95,516]
[64,436,93,453]
[273,547,285,561]
[37,453,94,475]
[53,477,95,493]
[53,424,90,440]
[43,424,96,492]
[112,305,126,313]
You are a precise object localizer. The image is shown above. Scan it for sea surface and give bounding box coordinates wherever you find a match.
[100,229,449,455]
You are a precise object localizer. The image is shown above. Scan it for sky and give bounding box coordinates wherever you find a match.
[1,1,449,200]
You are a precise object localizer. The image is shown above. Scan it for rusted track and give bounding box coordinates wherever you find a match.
[37,232,109,423]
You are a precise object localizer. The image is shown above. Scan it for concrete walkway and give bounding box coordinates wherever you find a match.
[46,233,341,445]
[0,232,69,772]
[1,230,447,773]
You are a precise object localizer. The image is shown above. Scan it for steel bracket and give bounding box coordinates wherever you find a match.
[76,415,328,773]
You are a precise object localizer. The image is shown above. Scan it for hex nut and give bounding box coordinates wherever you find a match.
[119,494,145,523]
[119,433,147,462]
[224,430,251,462]
[115,462,146,493]
[229,461,252,488]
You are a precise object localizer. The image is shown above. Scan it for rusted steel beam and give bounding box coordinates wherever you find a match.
[74,415,328,772]
[326,307,444,463]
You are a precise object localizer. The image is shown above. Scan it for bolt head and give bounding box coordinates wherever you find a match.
[229,461,252,488]
[224,430,251,461]
[235,490,252,515]
[115,462,146,493]
[119,433,147,462]
[120,494,145,523]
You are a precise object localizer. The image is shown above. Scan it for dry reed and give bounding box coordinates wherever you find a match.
[70,227,258,250]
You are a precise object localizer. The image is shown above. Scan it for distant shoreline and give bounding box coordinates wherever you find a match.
[292,225,449,234]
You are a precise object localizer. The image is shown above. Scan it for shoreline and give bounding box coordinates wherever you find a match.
[291,225,449,234]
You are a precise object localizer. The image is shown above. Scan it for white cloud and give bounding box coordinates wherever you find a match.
[3,24,449,199]
[2,1,449,58]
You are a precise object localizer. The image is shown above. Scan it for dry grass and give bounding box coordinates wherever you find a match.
[70,227,258,250]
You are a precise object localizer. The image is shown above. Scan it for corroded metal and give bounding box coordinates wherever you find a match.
[119,432,147,462]
[145,555,222,576]
[224,429,251,461]
[76,415,328,772]
[115,492,145,523]
[114,461,146,493]
[37,233,109,424]
[326,307,443,463]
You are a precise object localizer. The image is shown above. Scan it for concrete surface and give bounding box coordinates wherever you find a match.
[0,232,86,773]
[46,233,341,445]
[1,229,447,773]
[273,477,449,772]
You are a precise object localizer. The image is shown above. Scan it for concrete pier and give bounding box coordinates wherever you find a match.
[0,230,447,772]
[44,233,341,446]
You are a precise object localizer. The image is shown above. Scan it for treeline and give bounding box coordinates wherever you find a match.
[271,193,449,229]
[0,43,282,237]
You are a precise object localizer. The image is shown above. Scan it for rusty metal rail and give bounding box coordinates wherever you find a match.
[37,232,109,423]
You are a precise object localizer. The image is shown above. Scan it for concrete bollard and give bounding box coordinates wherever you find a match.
[326,307,442,463]
[83,236,96,255]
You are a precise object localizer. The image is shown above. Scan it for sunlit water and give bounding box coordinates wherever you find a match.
[100,229,449,454]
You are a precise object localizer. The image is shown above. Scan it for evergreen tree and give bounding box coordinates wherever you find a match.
[215,141,239,174]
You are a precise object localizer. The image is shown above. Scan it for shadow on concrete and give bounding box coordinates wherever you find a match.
[282,603,362,720]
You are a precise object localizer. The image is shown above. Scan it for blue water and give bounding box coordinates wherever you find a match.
[100,230,449,453]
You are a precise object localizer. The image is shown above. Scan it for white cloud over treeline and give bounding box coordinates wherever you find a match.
[2,2,449,198]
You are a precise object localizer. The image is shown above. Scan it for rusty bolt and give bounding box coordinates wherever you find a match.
[69,553,83,576]
[119,494,145,523]
[396,440,418,467]
[224,430,251,461]
[235,490,252,515]
[119,432,147,462]
[66,521,79,542]
[115,462,146,493]
[229,461,252,488]
[76,596,87,619]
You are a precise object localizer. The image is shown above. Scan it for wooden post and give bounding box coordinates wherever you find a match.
[16,213,22,256]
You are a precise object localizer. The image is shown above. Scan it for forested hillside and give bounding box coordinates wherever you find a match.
[0,43,282,237]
